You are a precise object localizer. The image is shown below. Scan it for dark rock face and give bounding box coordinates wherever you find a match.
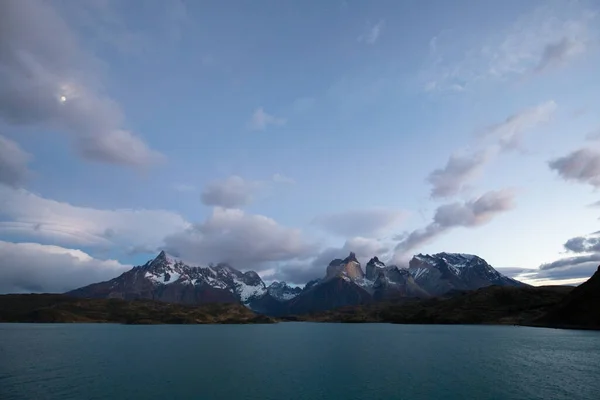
[408,253,525,296]
[372,266,430,301]
[540,265,600,329]
[286,277,372,315]
[366,257,385,281]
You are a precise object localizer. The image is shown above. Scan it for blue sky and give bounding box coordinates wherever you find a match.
[1,0,600,293]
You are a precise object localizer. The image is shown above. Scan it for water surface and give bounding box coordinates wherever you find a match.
[1,323,599,400]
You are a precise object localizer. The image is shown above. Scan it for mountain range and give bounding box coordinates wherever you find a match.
[68,250,526,316]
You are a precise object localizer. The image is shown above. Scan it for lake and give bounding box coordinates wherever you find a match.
[1,323,599,400]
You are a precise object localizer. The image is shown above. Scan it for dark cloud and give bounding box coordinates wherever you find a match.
[535,37,585,73]
[539,253,600,271]
[0,135,32,188]
[495,267,531,278]
[0,240,130,293]
[163,207,318,269]
[313,208,406,238]
[549,148,600,188]
[427,150,490,198]
[0,0,163,166]
[563,235,600,253]
[394,189,516,260]
[535,262,599,280]
[200,176,261,209]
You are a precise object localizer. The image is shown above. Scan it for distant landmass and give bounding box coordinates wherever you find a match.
[0,294,274,324]
[3,251,598,330]
[66,250,526,316]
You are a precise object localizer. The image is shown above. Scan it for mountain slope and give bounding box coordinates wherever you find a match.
[538,265,600,329]
[68,251,265,306]
[297,285,573,325]
[408,253,525,296]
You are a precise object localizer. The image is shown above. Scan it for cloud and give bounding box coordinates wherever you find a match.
[549,148,600,188]
[427,150,491,198]
[163,207,318,270]
[540,253,600,271]
[0,0,163,166]
[0,187,190,249]
[423,4,597,91]
[358,20,385,45]
[248,107,286,131]
[201,176,262,209]
[0,240,130,293]
[585,128,600,141]
[313,208,406,238]
[173,183,196,192]
[480,101,557,151]
[563,235,600,254]
[272,173,295,185]
[394,189,516,260]
[0,135,32,188]
[535,37,586,73]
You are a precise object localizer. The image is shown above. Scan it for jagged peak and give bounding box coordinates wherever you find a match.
[344,252,358,263]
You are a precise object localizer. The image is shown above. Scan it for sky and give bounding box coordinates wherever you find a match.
[1,0,600,293]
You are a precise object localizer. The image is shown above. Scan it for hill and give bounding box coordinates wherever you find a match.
[0,294,275,324]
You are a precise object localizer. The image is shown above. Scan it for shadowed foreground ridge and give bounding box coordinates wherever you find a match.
[0,294,274,324]
[295,285,575,326]
[535,265,600,329]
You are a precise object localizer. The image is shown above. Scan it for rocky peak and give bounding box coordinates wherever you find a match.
[344,252,358,263]
[267,281,302,301]
[366,257,386,281]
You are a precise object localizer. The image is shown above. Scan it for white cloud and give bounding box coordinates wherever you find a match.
[313,208,407,238]
[394,189,516,262]
[0,0,163,166]
[549,147,600,188]
[0,187,190,249]
[358,20,385,45]
[272,173,295,184]
[0,240,130,293]
[480,101,557,151]
[424,4,597,91]
[427,150,491,198]
[426,101,556,199]
[164,207,318,269]
[201,176,263,209]
[248,107,286,131]
[0,135,32,188]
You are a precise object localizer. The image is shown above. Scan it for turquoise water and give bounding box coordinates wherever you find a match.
[1,323,599,400]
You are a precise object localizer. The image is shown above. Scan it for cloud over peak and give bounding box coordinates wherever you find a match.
[164,207,318,269]
[394,189,516,261]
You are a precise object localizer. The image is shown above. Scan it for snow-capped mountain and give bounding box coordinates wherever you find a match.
[68,251,267,306]
[68,250,525,316]
[408,252,525,296]
[267,281,302,301]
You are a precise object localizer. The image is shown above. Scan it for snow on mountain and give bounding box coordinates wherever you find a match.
[267,281,302,301]
[408,252,525,296]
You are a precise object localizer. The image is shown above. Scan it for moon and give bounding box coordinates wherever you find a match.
[60,95,67,103]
